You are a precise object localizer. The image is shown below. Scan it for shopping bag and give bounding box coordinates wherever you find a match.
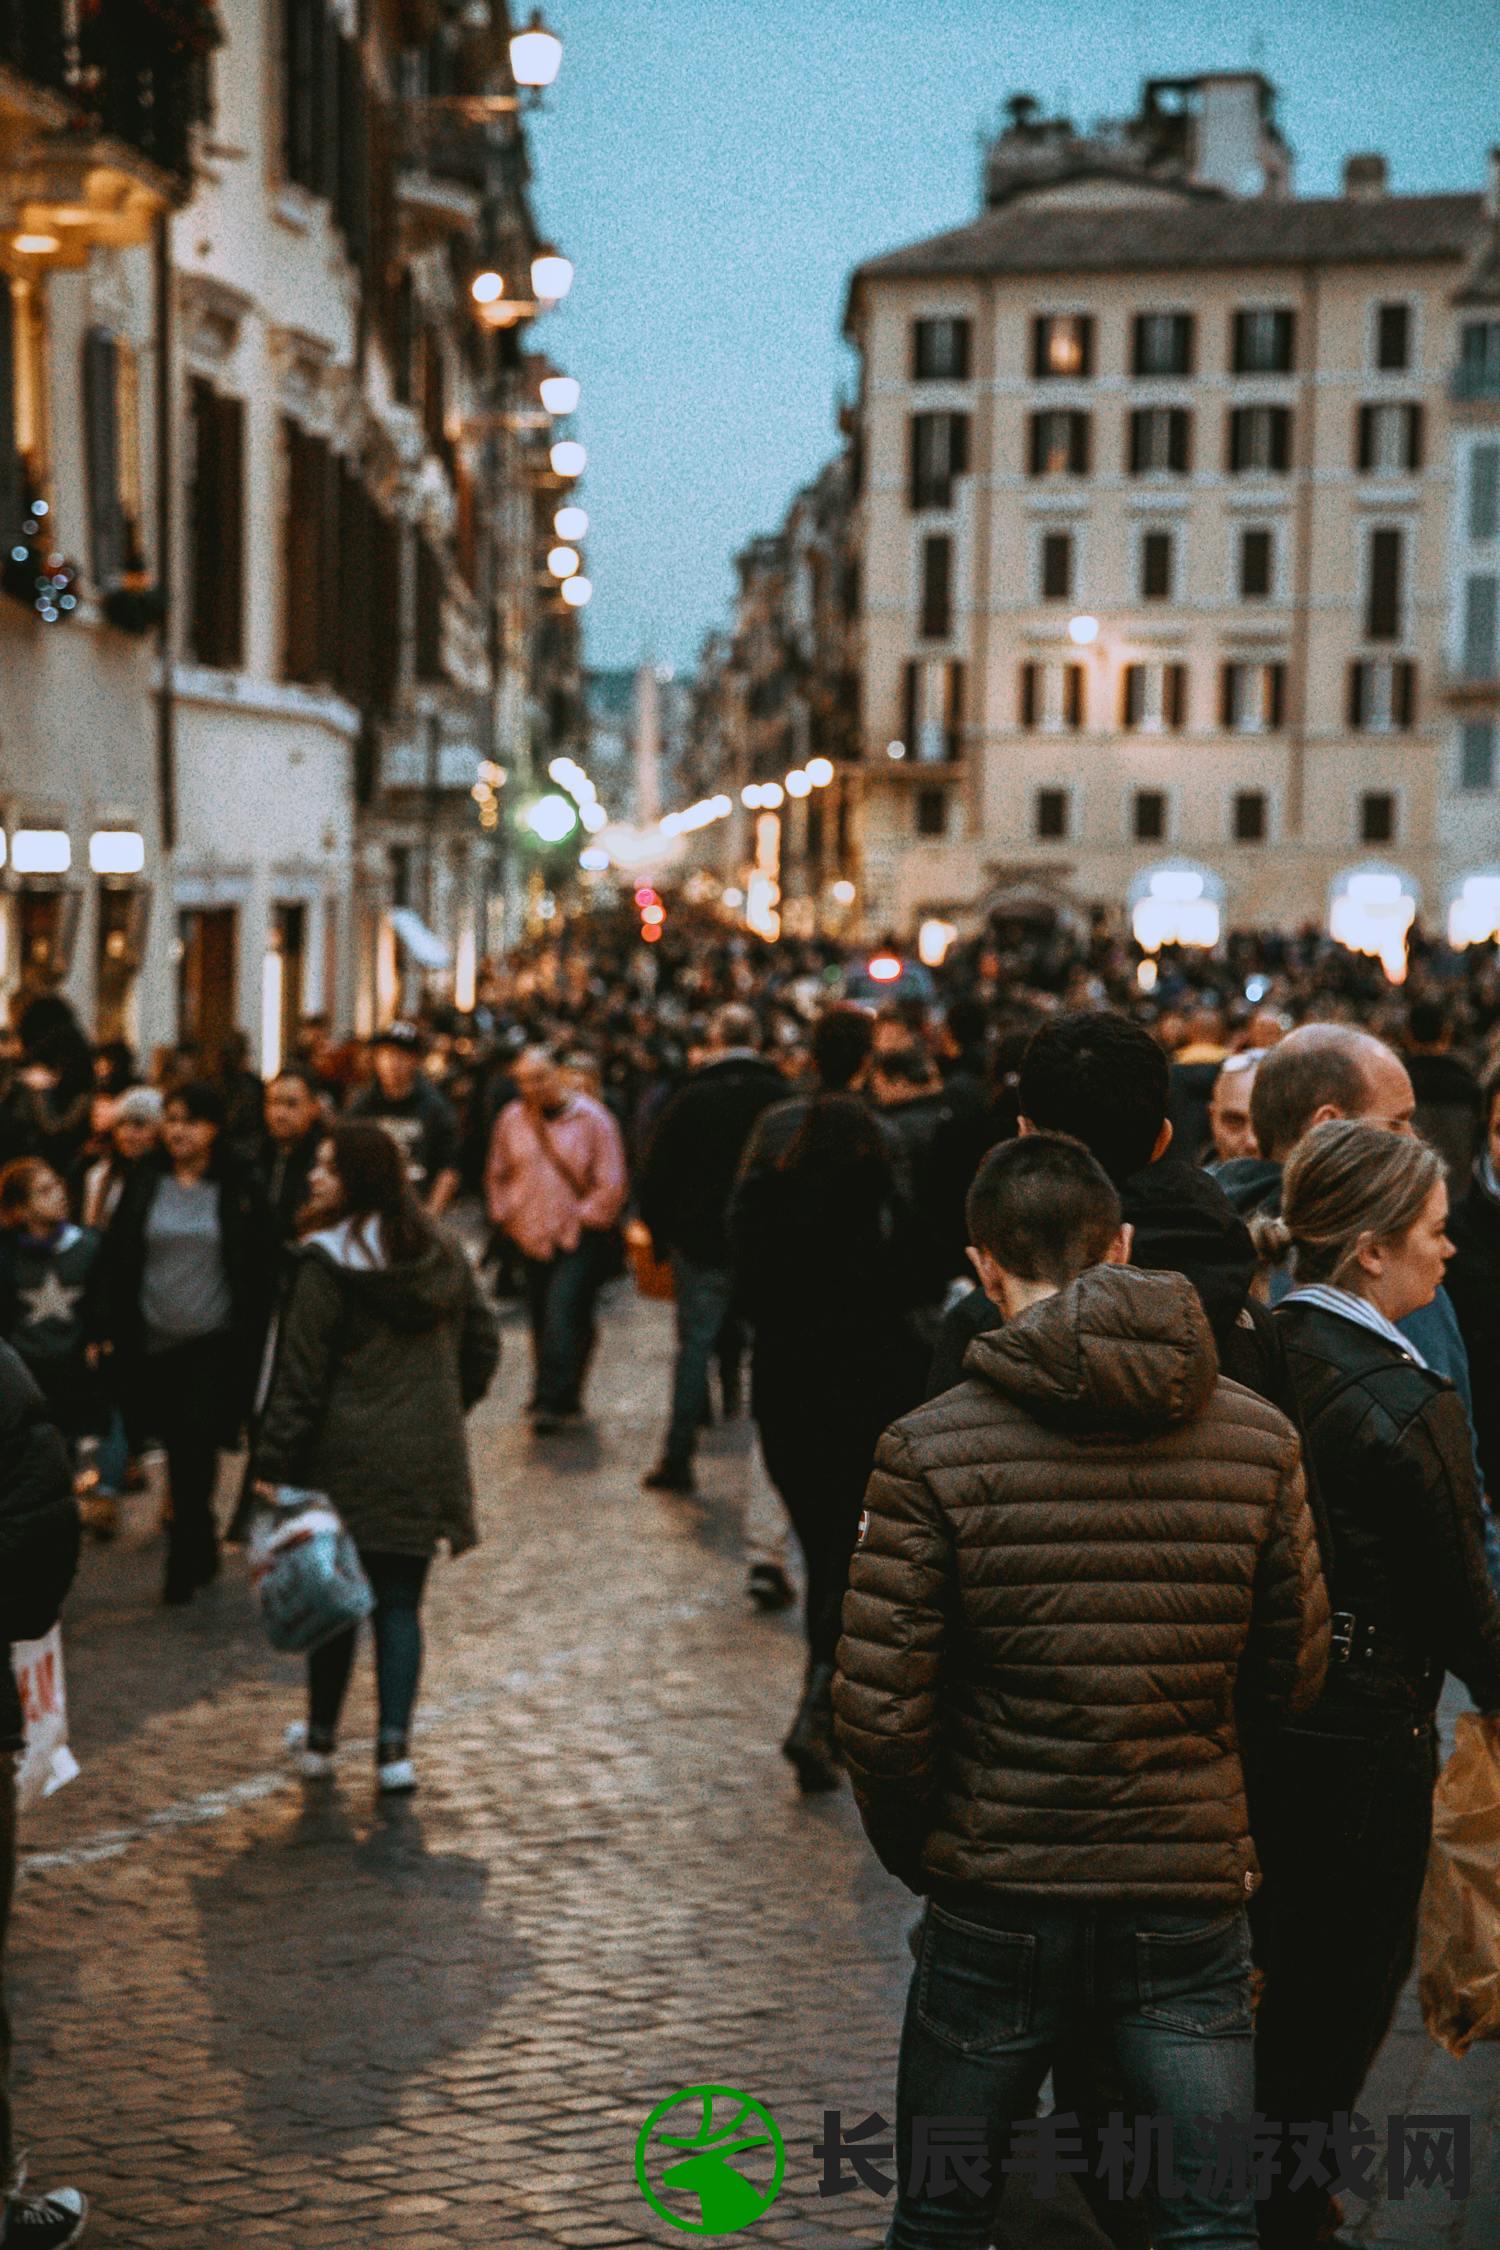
[247,1486,374,1654]
[1418,1711,1500,2056]
[11,1625,81,1810]
[626,1219,675,1302]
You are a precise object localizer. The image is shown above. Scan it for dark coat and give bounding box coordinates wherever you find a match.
[638,1053,786,1268]
[1446,1166,1500,1499]
[834,1266,1329,1901]
[0,1341,79,1751]
[0,1223,107,1438]
[253,1231,500,1557]
[257,1127,323,1246]
[1408,1051,1482,1188]
[99,1156,276,1433]
[1275,1300,1500,1719]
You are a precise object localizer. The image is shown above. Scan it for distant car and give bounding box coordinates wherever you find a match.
[843,956,936,1006]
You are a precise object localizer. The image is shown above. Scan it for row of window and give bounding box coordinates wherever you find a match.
[912,305,1416,384]
[907,400,1425,505]
[904,782,1404,848]
[916,526,1412,645]
[1028,787,1401,848]
[895,655,1421,750]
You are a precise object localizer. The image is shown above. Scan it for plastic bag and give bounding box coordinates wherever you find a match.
[247,1486,374,1654]
[12,1625,81,1809]
[1418,1711,1500,2056]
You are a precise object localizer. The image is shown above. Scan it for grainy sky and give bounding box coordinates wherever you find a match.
[528,0,1500,675]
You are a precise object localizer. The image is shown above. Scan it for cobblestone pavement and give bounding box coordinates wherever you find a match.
[10,1285,1500,2247]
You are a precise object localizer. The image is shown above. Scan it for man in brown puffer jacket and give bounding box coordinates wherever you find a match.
[834,1134,1328,2250]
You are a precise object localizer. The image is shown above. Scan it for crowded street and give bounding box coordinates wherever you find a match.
[9,1280,1499,2250]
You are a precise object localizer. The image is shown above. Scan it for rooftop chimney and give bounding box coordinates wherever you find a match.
[1343,153,1388,200]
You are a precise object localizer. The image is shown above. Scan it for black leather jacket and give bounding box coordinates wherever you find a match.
[1276,1300,1500,1721]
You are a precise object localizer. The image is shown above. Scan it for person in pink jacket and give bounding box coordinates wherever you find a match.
[486,1046,628,1430]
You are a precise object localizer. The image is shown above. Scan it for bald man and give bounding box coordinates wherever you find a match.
[1217,1022,1473,1415]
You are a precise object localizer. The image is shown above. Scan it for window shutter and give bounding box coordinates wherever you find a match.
[920,534,951,637]
[902,660,918,750]
[1078,317,1095,378]
[1268,663,1286,729]
[1220,663,1236,729]
[1027,414,1044,478]
[1071,413,1090,476]
[1347,661,1365,730]
[951,411,970,477]
[1123,664,1143,729]
[213,390,246,669]
[1464,575,1499,678]
[1065,664,1084,730]
[1166,663,1187,730]
[1231,312,1249,374]
[1169,409,1191,474]
[1270,408,1291,472]
[952,320,972,381]
[907,415,925,511]
[1405,403,1424,473]
[1019,661,1037,729]
[1393,660,1415,729]
[0,284,19,535]
[1227,409,1243,474]
[1275,310,1295,372]
[1366,527,1402,640]
[82,326,123,588]
[1357,405,1374,473]
[945,660,965,758]
[1470,446,1500,542]
[1031,318,1048,381]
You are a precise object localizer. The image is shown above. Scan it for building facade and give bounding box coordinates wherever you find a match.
[843,74,1500,952]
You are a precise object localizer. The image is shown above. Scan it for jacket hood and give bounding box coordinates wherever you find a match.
[1214,1154,1283,1220]
[965,1264,1219,1435]
[302,1232,469,1332]
[1121,1157,1257,1349]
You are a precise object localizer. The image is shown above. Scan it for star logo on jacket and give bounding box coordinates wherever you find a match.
[19,1272,83,1327]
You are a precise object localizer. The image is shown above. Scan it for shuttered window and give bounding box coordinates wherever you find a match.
[1039,530,1072,600]
[1232,308,1295,374]
[919,533,952,638]
[1140,530,1174,601]
[1464,575,1499,680]
[1133,313,1194,377]
[187,380,245,670]
[1461,721,1497,792]
[1128,408,1191,475]
[1365,527,1404,641]
[1033,315,1093,379]
[1356,403,1423,474]
[1469,445,1500,543]
[912,318,970,380]
[908,412,970,510]
[1227,406,1292,474]
[1238,527,1273,600]
[1028,410,1090,477]
[1348,659,1416,732]
[1376,303,1411,372]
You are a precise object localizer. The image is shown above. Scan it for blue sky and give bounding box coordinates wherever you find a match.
[528,0,1500,673]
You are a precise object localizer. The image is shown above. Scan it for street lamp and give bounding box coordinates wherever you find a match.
[547,545,581,579]
[470,270,505,305]
[531,249,574,303]
[561,575,593,608]
[540,374,580,415]
[550,439,586,477]
[554,505,588,539]
[785,769,813,798]
[1068,613,1100,646]
[526,793,578,843]
[806,756,834,787]
[510,10,564,90]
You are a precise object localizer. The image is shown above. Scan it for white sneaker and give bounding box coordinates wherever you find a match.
[376,1758,417,1795]
[285,1722,335,1780]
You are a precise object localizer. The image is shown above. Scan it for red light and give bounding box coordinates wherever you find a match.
[641,922,662,943]
[634,886,659,908]
[868,954,903,983]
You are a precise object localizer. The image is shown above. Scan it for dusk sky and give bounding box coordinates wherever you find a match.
[529,0,1500,677]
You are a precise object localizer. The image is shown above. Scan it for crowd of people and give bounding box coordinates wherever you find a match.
[8,912,1500,2243]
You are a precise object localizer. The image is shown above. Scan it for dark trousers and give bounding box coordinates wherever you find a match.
[1251,1708,1438,2246]
[307,1550,431,1749]
[0,1756,13,2185]
[757,1410,873,1669]
[662,1256,736,1470]
[522,1240,605,1415]
[888,1893,1258,2249]
[142,1333,238,1595]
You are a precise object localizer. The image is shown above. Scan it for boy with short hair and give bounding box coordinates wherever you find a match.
[835,1133,1328,2250]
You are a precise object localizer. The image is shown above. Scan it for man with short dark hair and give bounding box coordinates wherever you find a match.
[1405,999,1482,1186]
[835,1132,1328,2250]
[258,1068,326,1244]
[351,1026,460,1214]
[638,1006,783,1498]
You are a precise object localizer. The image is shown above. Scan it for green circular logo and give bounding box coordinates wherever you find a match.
[634,2084,785,2235]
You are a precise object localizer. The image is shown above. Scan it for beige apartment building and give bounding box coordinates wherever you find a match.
[844,75,1500,956]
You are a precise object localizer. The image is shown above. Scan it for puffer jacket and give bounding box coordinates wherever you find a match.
[834,1264,1329,1902]
[254,1224,500,1558]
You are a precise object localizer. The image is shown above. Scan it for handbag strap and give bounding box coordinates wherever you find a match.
[533,1109,591,1205]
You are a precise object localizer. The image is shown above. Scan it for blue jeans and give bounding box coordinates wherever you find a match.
[307,1550,431,1749]
[662,1255,735,1468]
[523,1240,605,1415]
[886,1893,1257,2250]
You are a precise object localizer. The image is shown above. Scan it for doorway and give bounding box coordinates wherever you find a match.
[177,905,237,1065]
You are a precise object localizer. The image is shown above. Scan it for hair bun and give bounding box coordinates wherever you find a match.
[1250,1212,1294,1265]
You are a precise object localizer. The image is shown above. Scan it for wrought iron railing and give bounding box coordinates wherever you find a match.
[0,0,218,183]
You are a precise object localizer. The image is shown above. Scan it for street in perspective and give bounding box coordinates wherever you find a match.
[4,3,1500,2248]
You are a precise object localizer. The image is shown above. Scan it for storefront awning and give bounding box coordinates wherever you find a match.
[388,907,451,971]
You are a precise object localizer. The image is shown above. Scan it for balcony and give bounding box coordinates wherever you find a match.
[0,0,215,253]
[395,106,487,249]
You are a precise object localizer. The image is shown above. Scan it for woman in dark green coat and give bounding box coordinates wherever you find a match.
[255,1121,499,1794]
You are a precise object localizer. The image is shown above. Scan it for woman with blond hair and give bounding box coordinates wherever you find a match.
[1251,1120,1500,2248]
